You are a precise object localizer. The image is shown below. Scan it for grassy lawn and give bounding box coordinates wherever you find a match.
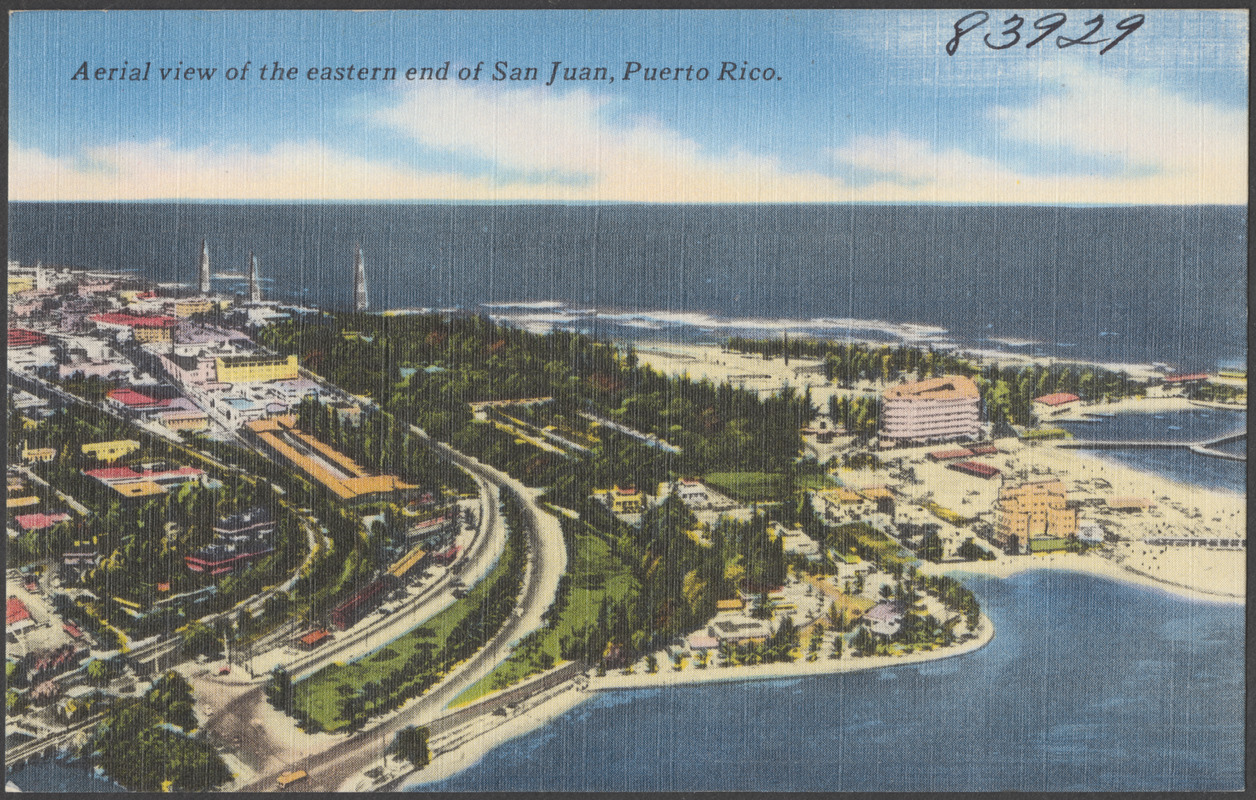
[450,523,638,707]
[833,522,916,568]
[795,473,835,491]
[702,471,789,502]
[293,543,517,732]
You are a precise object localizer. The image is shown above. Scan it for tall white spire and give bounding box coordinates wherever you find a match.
[248,252,262,304]
[35,260,48,291]
[198,239,211,294]
[353,244,369,312]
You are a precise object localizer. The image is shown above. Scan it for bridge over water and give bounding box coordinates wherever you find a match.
[1057,430,1246,462]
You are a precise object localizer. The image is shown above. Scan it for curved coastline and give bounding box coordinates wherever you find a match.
[396,544,1242,791]
[396,612,996,789]
[927,552,1245,605]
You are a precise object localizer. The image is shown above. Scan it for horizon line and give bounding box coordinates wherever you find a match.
[8,200,1247,209]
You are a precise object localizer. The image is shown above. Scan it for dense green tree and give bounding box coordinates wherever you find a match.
[391,725,431,769]
[919,533,944,563]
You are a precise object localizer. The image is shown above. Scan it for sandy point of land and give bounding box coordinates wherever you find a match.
[918,552,1242,605]
[1048,395,1195,421]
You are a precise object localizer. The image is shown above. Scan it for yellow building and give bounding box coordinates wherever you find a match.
[994,479,1077,547]
[245,415,418,502]
[387,545,429,580]
[215,354,299,383]
[8,275,33,294]
[174,298,213,317]
[21,446,57,463]
[606,485,644,514]
[111,480,166,499]
[81,439,141,462]
[134,324,174,344]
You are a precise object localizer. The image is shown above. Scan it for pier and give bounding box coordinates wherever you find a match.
[1057,430,1246,462]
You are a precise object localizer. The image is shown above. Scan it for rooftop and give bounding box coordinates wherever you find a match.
[91,312,178,329]
[1034,392,1081,406]
[107,388,170,408]
[7,597,32,626]
[883,374,980,401]
[15,512,71,531]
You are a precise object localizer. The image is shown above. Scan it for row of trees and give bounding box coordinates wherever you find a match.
[286,493,529,733]
[726,337,976,388]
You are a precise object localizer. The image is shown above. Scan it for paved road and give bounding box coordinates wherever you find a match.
[239,436,566,792]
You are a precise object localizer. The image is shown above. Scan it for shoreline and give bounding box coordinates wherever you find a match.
[384,543,1244,791]
[394,613,995,790]
[924,555,1243,605]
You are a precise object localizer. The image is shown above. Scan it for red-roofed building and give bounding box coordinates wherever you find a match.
[90,313,178,344]
[90,312,178,329]
[329,579,390,630]
[1161,373,1209,386]
[928,447,973,462]
[297,629,332,650]
[83,466,143,483]
[8,328,48,349]
[15,512,71,531]
[106,388,171,412]
[84,464,203,488]
[1033,392,1082,417]
[7,596,34,630]
[947,461,1001,479]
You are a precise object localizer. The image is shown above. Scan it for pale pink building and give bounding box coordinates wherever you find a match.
[880,374,981,444]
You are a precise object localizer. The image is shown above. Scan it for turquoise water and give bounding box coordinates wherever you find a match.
[414,571,1242,792]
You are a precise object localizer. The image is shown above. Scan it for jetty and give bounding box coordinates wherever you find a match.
[1057,430,1246,462]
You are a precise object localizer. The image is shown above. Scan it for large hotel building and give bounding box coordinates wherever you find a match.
[879,375,982,444]
[993,479,1078,548]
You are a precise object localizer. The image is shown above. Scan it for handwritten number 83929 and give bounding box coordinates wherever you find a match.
[946,11,1144,56]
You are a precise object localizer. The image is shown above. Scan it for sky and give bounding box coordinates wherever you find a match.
[8,9,1249,204]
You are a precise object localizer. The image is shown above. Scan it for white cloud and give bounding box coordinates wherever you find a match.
[10,67,1245,204]
[11,84,857,202]
[833,63,1247,204]
[373,82,855,202]
[10,140,536,202]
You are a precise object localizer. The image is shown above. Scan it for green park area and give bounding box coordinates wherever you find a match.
[702,471,789,502]
[291,500,527,732]
[452,519,638,707]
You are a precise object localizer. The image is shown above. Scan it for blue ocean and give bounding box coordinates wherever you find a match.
[1058,408,1246,494]
[416,571,1243,792]
[6,203,1247,371]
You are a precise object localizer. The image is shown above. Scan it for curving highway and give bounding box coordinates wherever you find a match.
[230,429,566,792]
